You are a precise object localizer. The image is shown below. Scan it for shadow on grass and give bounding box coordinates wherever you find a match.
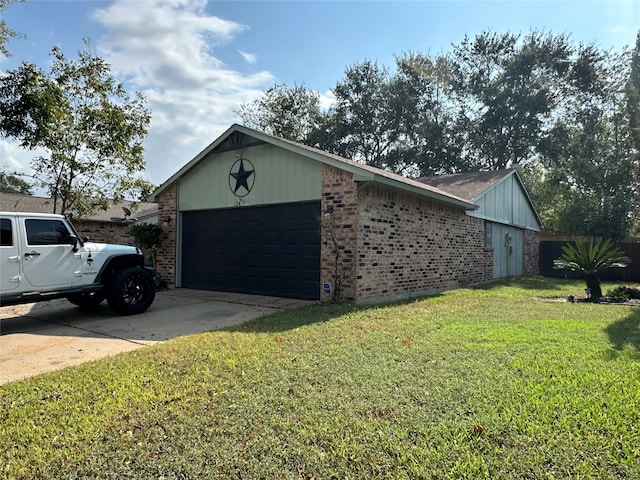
[227,293,445,334]
[472,275,574,292]
[227,303,361,334]
[605,309,640,353]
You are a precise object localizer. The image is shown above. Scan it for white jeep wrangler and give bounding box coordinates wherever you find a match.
[0,212,156,315]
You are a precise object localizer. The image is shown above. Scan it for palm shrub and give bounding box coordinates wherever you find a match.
[553,237,630,299]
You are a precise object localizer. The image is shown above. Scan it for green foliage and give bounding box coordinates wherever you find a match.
[553,238,631,275]
[0,40,153,216]
[533,43,636,238]
[605,285,631,302]
[553,238,631,298]
[127,222,163,250]
[127,222,163,267]
[327,60,412,174]
[0,171,32,194]
[236,83,322,143]
[449,31,575,170]
[1,278,639,478]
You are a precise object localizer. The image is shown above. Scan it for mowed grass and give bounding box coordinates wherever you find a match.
[1,277,639,479]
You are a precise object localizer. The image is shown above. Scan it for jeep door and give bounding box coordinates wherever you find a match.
[21,217,82,288]
[0,216,20,291]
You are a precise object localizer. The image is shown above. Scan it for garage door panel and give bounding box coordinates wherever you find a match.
[182,201,320,299]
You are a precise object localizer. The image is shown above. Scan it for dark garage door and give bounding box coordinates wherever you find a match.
[181,201,320,300]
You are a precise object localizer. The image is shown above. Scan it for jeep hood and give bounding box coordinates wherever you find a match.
[82,242,142,255]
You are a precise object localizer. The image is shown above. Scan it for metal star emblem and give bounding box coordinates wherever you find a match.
[229,158,255,197]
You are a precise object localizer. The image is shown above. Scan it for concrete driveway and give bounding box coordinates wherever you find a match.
[0,289,313,385]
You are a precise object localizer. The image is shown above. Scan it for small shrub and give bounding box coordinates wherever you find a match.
[127,222,164,267]
[605,286,631,302]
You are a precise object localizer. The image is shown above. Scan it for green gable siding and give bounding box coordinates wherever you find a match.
[471,174,539,231]
[178,144,323,211]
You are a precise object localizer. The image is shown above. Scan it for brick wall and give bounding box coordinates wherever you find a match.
[356,184,492,302]
[74,221,134,246]
[156,184,178,285]
[320,165,358,301]
[524,228,540,275]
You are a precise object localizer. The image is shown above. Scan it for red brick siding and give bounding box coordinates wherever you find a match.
[74,221,135,246]
[356,184,492,302]
[524,228,540,275]
[320,165,358,301]
[156,184,178,285]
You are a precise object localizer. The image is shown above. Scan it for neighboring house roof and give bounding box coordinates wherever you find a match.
[150,124,478,211]
[418,168,543,229]
[0,193,158,223]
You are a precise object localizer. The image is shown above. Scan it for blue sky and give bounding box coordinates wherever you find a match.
[1,0,638,189]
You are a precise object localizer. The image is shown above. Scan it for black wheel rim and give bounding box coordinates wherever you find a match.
[121,273,147,305]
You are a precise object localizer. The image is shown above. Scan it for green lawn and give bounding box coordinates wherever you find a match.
[1,277,639,479]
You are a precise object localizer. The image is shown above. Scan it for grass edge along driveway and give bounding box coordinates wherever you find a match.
[1,277,639,479]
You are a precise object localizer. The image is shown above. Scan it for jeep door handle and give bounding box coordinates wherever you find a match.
[24,251,41,258]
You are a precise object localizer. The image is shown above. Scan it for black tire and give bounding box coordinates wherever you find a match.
[66,291,106,309]
[107,267,156,315]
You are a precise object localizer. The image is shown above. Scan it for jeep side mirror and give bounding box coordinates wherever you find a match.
[69,235,79,252]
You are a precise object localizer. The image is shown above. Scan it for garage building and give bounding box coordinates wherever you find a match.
[151,124,540,303]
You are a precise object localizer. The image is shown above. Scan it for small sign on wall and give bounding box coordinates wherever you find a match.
[323,282,332,295]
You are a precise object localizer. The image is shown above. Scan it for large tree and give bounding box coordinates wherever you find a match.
[0,41,153,215]
[394,53,472,176]
[527,44,636,239]
[448,31,578,170]
[239,59,464,177]
[324,60,411,173]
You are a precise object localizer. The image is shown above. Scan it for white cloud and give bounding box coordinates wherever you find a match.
[319,89,336,111]
[0,140,50,195]
[91,0,275,186]
[239,50,257,64]
[0,140,40,174]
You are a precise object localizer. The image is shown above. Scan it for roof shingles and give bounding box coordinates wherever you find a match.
[417,169,514,202]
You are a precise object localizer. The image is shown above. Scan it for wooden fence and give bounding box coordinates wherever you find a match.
[540,240,640,282]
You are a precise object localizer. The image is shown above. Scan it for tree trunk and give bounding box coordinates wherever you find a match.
[585,273,602,300]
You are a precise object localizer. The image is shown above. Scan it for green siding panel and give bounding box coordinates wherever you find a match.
[178,144,323,211]
[472,175,539,231]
